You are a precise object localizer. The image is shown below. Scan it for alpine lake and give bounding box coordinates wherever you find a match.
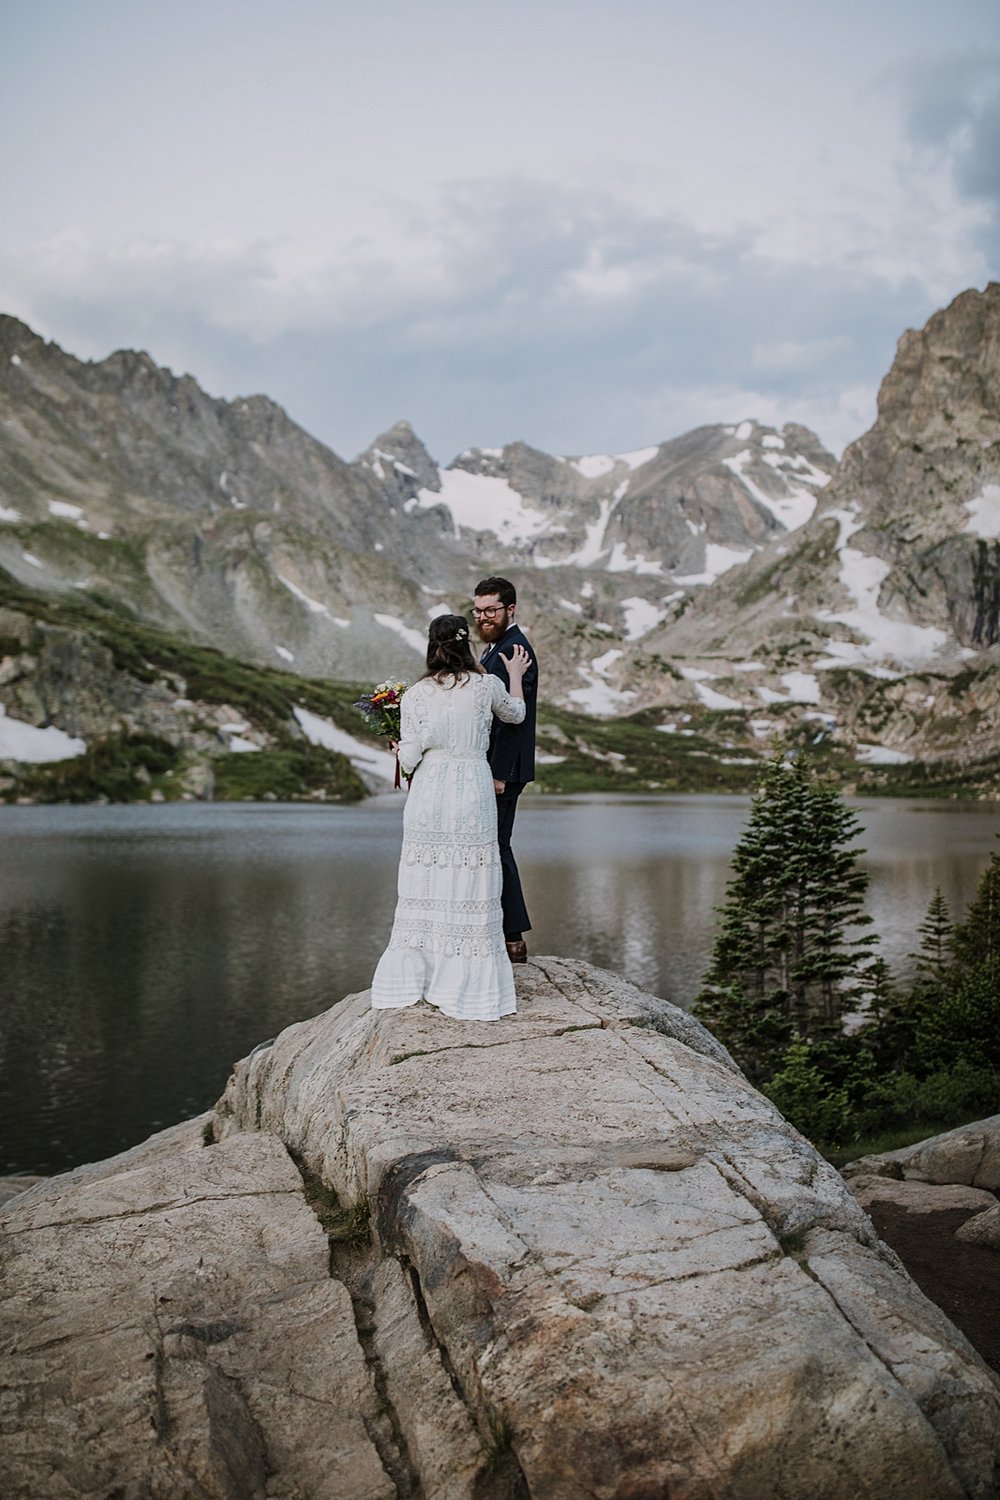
[2,792,1000,1177]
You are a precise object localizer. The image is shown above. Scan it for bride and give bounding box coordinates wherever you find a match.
[371,613,530,1021]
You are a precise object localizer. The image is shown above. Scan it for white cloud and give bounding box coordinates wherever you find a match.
[1,9,995,464]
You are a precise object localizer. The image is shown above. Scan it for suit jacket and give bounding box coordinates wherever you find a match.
[481,623,538,784]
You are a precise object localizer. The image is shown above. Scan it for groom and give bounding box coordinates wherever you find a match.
[475,575,538,964]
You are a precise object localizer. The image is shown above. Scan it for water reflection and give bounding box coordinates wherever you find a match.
[1,796,998,1175]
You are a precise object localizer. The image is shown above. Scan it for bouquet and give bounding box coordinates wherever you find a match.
[353,680,408,787]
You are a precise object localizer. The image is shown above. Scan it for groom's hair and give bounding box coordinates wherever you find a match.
[474,576,516,608]
[423,613,478,685]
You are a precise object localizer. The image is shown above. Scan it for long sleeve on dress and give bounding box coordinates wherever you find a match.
[489,672,526,725]
[396,690,426,776]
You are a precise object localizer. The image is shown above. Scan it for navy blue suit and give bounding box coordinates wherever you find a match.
[481,623,538,937]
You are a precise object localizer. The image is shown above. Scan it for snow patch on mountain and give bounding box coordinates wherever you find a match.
[817,511,950,666]
[293,706,397,782]
[569,496,618,566]
[723,450,818,530]
[278,574,332,616]
[48,501,87,525]
[412,470,551,545]
[592,648,623,675]
[620,446,659,470]
[757,672,822,705]
[607,544,664,576]
[855,743,913,765]
[374,613,426,654]
[695,682,744,710]
[0,506,22,523]
[964,484,1000,539]
[621,596,667,641]
[567,446,658,479]
[0,705,86,763]
[571,455,617,479]
[568,648,635,715]
[675,543,754,586]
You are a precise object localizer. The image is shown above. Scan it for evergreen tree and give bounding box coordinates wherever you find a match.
[694,753,875,1076]
[916,886,954,981]
[916,854,1000,1074]
[863,892,953,1073]
[916,962,1000,1072]
[952,854,1000,972]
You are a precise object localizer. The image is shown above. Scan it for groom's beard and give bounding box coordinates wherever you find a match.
[477,615,510,646]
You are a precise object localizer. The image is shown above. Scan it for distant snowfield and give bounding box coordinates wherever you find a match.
[964,484,1000,539]
[817,510,950,666]
[0,506,22,523]
[677,665,744,711]
[568,648,635,715]
[621,596,666,641]
[278,573,333,617]
[756,672,822,705]
[48,500,86,522]
[0,705,86,763]
[722,449,821,531]
[566,447,658,478]
[855,743,912,766]
[694,682,743,711]
[374,613,426,654]
[676,542,754,586]
[571,454,617,479]
[293,706,398,782]
[411,470,551,544]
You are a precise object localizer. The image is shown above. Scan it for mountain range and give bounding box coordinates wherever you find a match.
[1,282,998,797]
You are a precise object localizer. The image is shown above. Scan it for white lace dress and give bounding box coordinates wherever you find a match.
[371,672,526,1020]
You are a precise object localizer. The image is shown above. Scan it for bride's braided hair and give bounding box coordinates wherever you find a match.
[422,613,479,685]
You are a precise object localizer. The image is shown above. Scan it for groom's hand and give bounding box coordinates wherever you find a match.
[493,778,506,794]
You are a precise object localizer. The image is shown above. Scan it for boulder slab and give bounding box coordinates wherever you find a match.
[4,958,1000,1498]
[844,1115,1000,1192]
[213,957,1000,1498]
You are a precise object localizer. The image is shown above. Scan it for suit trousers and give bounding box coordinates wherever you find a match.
[495,781,531,936]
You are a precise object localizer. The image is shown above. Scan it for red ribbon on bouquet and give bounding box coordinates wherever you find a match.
[394,752,402,790]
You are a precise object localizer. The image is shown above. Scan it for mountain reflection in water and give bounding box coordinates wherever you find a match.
[1,796,998,1176]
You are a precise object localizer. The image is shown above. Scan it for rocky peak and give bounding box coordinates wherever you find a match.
[840,282,1000,494]
[657,281,1000,691]
[0,314,43,362]
[357,419,440,495]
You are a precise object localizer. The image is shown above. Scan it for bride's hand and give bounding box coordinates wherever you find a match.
[500,643,530,678]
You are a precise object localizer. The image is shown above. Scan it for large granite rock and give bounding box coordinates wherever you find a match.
[845,1115,1000,1258]
[3,959,1000,1498]
[842,1116,1000,1191]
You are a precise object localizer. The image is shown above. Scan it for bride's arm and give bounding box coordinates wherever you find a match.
[396,690,425,775]
[490,646,529,724]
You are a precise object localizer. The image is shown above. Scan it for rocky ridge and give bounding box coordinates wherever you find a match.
[2,960,999,1498]
[1,286,999,786]
[0,310,834,706]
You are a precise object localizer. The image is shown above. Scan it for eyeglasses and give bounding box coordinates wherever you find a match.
[473,604,507,619]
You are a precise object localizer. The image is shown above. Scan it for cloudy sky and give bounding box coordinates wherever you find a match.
[1,0,998,463]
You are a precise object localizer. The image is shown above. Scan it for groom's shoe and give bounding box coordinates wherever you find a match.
[506,939,528,964]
